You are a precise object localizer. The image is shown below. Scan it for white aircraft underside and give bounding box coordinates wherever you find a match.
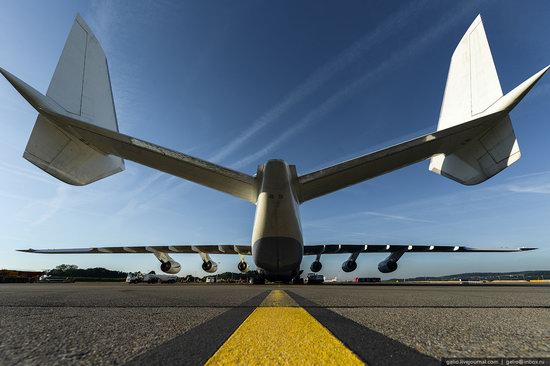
[2,15,546,282]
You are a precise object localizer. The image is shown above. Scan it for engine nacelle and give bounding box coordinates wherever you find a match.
[378,259,398,273]
[160,260,181,274]
[310,260,322,273]
[238,261,249,273]
[202,260,218,273]
[341,260,357,273]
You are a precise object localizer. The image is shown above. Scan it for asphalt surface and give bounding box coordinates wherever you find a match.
[0,283,548,365]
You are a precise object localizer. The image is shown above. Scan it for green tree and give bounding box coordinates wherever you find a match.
[55,264,78,271]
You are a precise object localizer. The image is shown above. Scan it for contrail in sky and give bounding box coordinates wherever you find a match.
[230,2,478,169]
[209,0,430,163]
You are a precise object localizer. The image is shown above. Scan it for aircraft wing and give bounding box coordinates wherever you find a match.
[0,67,258,203]
[19,244,534,256]
[18,245,252,255]
[303,244,536,255]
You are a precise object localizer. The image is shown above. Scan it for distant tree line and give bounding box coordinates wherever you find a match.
[48,265,260,282]
[394,270,550,282]
[200,271,258,281]
[49,264,127,279]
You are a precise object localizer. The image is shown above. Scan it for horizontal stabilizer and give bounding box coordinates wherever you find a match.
[0,16,258,201]
[0,67,258,201]
[296,14,548,201]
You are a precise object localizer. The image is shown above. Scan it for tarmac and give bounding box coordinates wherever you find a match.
[0,283,548,365]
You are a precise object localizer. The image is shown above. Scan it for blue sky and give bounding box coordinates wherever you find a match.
[1,0,549,279]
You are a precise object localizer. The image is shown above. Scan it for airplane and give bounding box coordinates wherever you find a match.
[1,14,547,283]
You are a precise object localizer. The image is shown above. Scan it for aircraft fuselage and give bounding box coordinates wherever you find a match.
[252,159,303,282]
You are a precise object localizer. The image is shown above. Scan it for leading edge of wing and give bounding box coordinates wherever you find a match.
[303,244,537,255]
[17,245,252,255]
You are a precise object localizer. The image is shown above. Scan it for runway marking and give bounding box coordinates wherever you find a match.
[205,290,364,365]
[287,290,440,366]
[259,287,299,307]
[124,291,269,366]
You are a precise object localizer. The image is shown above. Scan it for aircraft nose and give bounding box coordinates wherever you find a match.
[253,237,302,272]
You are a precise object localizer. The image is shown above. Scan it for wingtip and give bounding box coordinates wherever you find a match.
[520,247,538,251]
[0,66,10,79]
[486,65,550,114]
[0,67,66,117]
[16,248,36,253]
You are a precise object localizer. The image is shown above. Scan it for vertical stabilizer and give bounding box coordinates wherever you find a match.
[429,15,520,185]
[437,15,503,130]
[45,15,118,130]
[23,15,124,185]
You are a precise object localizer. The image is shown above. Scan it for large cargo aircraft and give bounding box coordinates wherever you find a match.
[2,15,547,282]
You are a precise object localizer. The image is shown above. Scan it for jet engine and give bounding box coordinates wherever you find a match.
[153,251,181,274]
[342,252,360,272]
[160,260,181,274]
[238,261,249,273]
[202,260,218,273]
[377,259,398,273]
[341,260,357,273]
[310,260,322,273]
[377,251,405,273]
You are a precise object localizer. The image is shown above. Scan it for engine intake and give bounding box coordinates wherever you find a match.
[378,251,405,273]
[310,260,322,273]
[341,260,357,273]
[378,259,398,273]
[160,260,181,274]
[202,260,218,273]
[238,261,249,273]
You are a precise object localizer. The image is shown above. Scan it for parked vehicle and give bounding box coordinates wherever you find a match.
[205,276,217,283]
[125,272,144,284]
[143,271,178,284]
[38,274,75,283]
[305,273,324,285]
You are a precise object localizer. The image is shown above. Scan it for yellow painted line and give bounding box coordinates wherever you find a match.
[205,290,364,366]
[258,287,299,307]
